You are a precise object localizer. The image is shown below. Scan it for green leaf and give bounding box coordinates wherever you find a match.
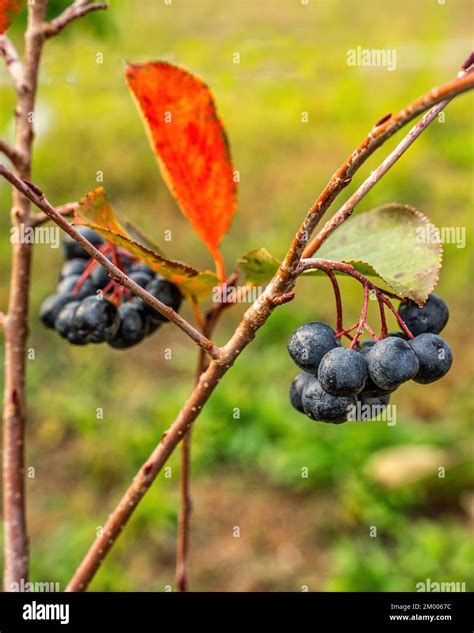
[237,248,280,285]
[73,188,219,300]
[316,204,442,304]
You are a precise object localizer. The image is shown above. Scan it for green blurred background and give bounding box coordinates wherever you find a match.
[0,0,473,591]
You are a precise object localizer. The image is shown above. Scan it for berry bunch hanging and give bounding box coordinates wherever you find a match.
[288,293,452,423]
[39,227,183,349]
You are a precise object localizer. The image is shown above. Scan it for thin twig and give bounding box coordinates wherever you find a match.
[303,66,474,257]
[325,270,343,333]
[0,138,25,168]
[42,1,108,39]
[30,201,78,227]
[53,60,472,592]
[0,165,221,360]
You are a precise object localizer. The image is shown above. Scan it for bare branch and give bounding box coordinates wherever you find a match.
[43,1,108,39]
[304,69,473,256]
[0,138,25,168]
[0,165,221,360]
[30,201,78,227]
[0,35,24,91]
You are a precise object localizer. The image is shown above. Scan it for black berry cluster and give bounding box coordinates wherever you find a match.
[288,294,452,424]
[39,227,183,349]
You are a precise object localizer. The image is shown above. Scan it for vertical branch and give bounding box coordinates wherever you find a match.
[2,0,48,591]
[176,312,214,591]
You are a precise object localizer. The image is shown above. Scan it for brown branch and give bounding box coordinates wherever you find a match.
[2,0,48,592]
[0,166,221,360]
[0,35,24,91]
[304,67,474,257]
[30,201,78,227]
[46,60,471,592]
[0,138,25,168]
[276,69,474,276]
[43,0,108,39]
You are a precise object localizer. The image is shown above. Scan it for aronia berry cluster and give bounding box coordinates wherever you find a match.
[288,294,452,424]
[39,227,182,349]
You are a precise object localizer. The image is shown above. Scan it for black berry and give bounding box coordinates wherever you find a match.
[409,333,453,384]
[59,258,87,280]
[318,347,368,396]
[301,377,355,423]
[365,336,419,391]
[135,276,183,323]
[63,227,104,260]
[39,293,74,329]
[288,322,340,374]
[108,304,147,349]
[73,296,120,343]
[398,293,449,336]
[289,372,312,413]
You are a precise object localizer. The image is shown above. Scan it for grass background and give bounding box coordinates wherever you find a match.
[0,0,473,591]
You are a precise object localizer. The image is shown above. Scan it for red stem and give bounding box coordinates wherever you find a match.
[326,271,343,333]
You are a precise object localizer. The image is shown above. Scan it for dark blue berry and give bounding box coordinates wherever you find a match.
[129,271,154,289]
[289,372,312,413]
[398,293,449,336]
[55,301,88,345]
[63,227,104,260]
[57,274,95,299]
[108,304,147,349]
[129,262,154,276]
[301,377,355,423]
[365,336,419,391]
[39,293,74,329]
[135,277,183,323]
[288,322,340,374]
[59,258,87,280]
[318,347,368,396]
[73,296,120,343]
[409,333,453,384]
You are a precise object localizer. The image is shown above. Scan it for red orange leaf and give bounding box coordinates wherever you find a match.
[125,61,237,279]
[0,0,24,33]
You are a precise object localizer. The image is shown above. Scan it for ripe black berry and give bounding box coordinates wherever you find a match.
[130,262,154,276]
[287,322,340,374]
[365,336,419,391]
[135,277,183,323]
[409,333,453,384]
[129,271,154,289]
[318,347,368,396]
[301,376,355,423]
[398,293,449,336]
[57,274,95,300]
[289,372,311,413]
[108,304,147,349]
[89,262,110,290]
[39,293,74,329]
[63,227,104,260]
[59,258,87,280]
[73,296,120,343]
[55,301,87,345]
